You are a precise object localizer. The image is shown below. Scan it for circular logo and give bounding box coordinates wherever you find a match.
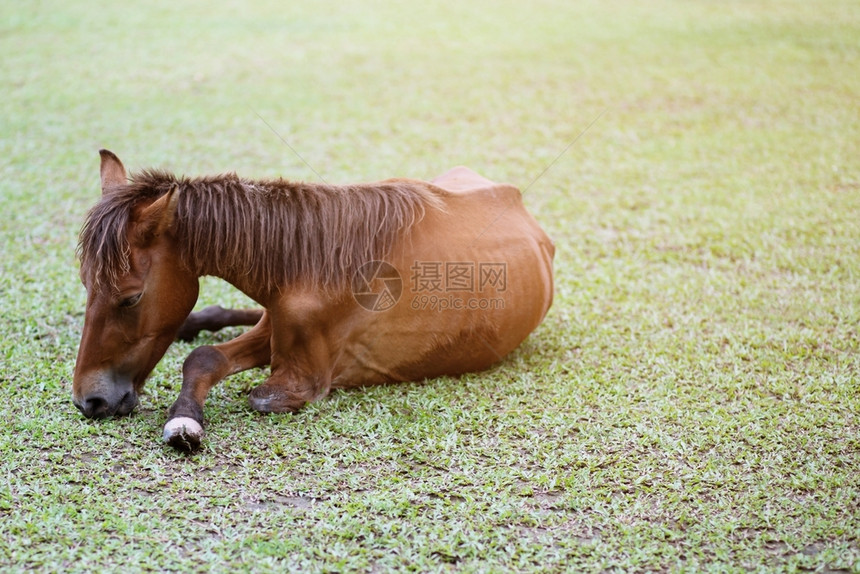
[352,261,402,312]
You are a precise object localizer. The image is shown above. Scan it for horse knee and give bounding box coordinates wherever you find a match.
[183,345,229,382]
[248,385,307,413]
[247,375,328,414]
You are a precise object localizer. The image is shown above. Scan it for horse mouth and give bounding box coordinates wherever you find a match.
[74,389,139,419]
[115,390,140,416]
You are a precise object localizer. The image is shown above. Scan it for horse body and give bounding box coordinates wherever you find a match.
[331,169,554,388]
[73,151,554,450]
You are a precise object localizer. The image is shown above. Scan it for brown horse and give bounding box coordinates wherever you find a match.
[74,150,554,451]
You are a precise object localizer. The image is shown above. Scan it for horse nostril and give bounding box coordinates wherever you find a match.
[80,396,110,419]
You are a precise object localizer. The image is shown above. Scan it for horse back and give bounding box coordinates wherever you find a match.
[430,166,498,194]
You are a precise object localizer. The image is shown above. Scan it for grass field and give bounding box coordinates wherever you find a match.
[2,0,859,571]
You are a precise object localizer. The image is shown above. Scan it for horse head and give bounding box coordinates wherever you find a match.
[72,150,199,418]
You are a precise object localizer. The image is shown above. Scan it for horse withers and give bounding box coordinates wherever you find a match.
[73,150,555,451]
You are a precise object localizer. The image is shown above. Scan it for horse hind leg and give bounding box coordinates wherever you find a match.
[176,306,264,341]
[164,312,271,452]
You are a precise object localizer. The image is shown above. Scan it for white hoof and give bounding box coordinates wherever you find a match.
[163,417,204,451]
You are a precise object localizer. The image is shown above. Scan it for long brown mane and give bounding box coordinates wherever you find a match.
[78,170,445,290]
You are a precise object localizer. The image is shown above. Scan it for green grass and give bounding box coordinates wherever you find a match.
[2,0,859,571]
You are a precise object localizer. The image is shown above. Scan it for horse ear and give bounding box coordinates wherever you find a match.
[99,149,127,195]
[136,187,180,243]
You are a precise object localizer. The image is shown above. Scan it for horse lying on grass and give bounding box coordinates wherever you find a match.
[73,150,555,451]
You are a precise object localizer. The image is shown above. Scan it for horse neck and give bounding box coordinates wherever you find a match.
[172,174,437,305]
[172,178,381,305]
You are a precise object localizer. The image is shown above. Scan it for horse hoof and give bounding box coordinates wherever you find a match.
[163,417,203,452]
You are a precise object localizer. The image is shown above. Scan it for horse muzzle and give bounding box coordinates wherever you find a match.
[72,372,139,419]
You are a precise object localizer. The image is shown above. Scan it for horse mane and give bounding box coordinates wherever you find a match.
[78,169,446,291]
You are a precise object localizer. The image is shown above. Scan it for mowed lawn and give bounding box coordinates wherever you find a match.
[1,0,859,571]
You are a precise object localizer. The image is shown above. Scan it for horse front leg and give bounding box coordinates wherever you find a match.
[176,306,265,341]
[247,321,333,414]
[164,312,272,452]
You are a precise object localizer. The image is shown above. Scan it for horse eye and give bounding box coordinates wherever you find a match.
[119,293,143,309]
